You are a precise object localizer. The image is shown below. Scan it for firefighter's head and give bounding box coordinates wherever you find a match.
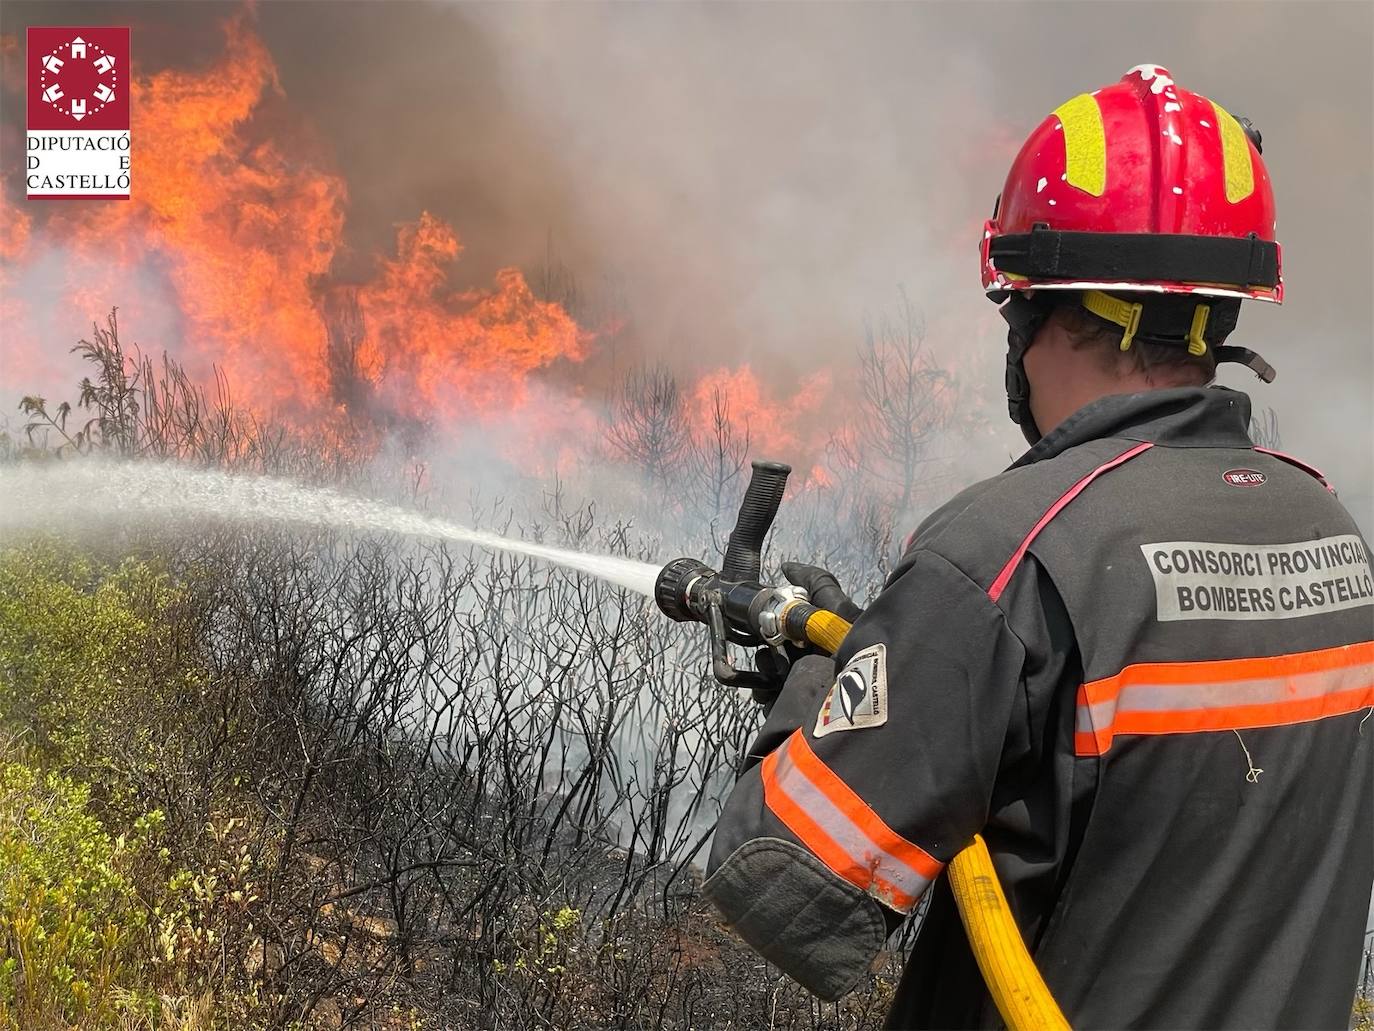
[1018,290,1224,437]
[982,65,1281,443]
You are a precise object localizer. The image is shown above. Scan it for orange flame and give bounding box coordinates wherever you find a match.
[2,16,586,447]
[691,365,833,473]
[354,214,584,419]
[1,17,904,479]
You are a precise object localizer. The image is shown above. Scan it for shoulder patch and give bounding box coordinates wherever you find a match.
[813,643,888,737]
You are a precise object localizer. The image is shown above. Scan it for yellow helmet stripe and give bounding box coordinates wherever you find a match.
[1052,94,1107,197]
[1210,101,1255,203]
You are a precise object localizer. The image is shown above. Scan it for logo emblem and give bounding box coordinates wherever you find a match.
[813,643,888,738]
[26,27,131,199]
[1223,468,1267,487]
[836,669,867,722]
[37,35,119,122]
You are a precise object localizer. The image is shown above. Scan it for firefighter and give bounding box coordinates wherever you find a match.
[704,65,1374,1029]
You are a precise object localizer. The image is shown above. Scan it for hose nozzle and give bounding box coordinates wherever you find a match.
[654,557,713,623]
[720,460,791,583]
[652,459,797,688]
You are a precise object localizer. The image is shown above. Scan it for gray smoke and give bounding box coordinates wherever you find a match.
[452,1,1374,526]
[1,1,1369,527]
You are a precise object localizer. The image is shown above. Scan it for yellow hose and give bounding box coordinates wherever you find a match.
[948,836,1070,1031]
[801,610,1069,1031]
[802,608,853,656]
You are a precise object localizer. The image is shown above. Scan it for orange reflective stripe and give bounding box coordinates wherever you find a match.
[760,731,941,912]
[1076,642,1374,756]
[785,734,944,882]
[760,748,913,905]
[1082,640,1373,702]
[1074,683,1111,755]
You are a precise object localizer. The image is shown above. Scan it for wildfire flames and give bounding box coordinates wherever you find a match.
[1,16,876,475]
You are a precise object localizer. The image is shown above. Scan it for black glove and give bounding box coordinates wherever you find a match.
[781,561,864,621]
[750,642,813,711]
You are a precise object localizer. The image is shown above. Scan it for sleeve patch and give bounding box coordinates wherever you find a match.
[814,643,888,737]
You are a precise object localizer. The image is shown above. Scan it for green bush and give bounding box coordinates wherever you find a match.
[0,543,199,805]
[1355,991,1372,1031]
[0,758,166,1027]
[0,545,241,1029]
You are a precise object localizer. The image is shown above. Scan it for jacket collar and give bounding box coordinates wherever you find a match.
[1010,386,1255,469]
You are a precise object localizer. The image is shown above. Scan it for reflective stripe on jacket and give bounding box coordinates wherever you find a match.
[704,386,1374,1029]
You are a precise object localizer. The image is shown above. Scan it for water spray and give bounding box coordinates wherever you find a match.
[0,461,661,597]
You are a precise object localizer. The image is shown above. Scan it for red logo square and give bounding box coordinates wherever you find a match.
[28,27,130,131]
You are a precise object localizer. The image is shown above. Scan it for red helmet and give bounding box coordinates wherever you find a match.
[981,64,1282,304]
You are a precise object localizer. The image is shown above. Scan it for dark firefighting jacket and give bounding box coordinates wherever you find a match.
[704,386,1374,1029]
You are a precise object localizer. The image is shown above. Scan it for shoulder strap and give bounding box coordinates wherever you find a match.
[988,442,1154,602]
[1253,446,1335,494]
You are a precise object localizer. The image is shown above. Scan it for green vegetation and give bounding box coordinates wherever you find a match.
[0,546,185,793]
[0,759,155,1025]
[0,546,232,1029]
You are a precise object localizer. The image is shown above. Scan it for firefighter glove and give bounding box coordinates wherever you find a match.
[781,561,865,621]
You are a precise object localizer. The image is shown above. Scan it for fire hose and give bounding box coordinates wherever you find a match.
[655,460,1069,1031]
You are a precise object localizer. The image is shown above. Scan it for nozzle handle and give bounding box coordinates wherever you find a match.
[720,459,791,584]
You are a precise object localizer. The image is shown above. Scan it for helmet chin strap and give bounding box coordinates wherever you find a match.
[999,293,1054,445]
[1005,331,1041,445]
